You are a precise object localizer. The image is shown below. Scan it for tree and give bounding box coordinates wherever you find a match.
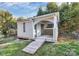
[59,2,79,34]
[37,7,44,16]
[70,2,79,31]
[59,2,73,33]
[59,2,70,21]
[37,2,58,16]
[0,10,15,37]
[47,2,58,13]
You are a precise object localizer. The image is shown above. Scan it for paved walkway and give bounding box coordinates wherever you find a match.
[22,37,45,54]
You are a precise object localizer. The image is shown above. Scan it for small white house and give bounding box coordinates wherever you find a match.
[17,12,59,42]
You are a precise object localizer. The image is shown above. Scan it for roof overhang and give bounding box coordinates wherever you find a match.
[17,12,59,22]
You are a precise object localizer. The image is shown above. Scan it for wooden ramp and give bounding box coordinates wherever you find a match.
[22,37,45,54]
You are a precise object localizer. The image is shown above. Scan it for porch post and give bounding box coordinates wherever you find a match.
[36,23,41,37]
[53,16,58,42]
[33,24,35,39]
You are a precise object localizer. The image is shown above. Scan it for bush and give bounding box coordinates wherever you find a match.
[8,29,16,36]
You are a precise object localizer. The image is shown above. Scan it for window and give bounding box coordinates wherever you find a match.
[46,24,53,28]
[23,22,25,32]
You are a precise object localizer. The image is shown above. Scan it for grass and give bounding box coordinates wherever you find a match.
[35,40,79,56]
[0,37,15,44]
[0,40,32,56]
[0,36,79,56]
[0,33,15,44]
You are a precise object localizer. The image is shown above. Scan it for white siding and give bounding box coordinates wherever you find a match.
[17,21,33,39]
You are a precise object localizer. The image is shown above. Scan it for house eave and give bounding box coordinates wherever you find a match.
[17,12,59,22]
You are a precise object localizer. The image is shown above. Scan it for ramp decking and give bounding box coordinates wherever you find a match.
[22,37,45,54]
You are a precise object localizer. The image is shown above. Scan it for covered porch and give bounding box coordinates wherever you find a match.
[34,21,53,42]
[33,15,58,42]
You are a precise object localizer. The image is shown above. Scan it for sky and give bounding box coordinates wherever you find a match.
[0,2,49,17]
[0,2,62,18]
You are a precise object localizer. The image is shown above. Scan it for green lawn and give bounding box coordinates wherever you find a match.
[0,36,79,56]
[0,37,15,44]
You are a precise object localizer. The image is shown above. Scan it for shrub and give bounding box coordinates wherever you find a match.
[8,29,16,36]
